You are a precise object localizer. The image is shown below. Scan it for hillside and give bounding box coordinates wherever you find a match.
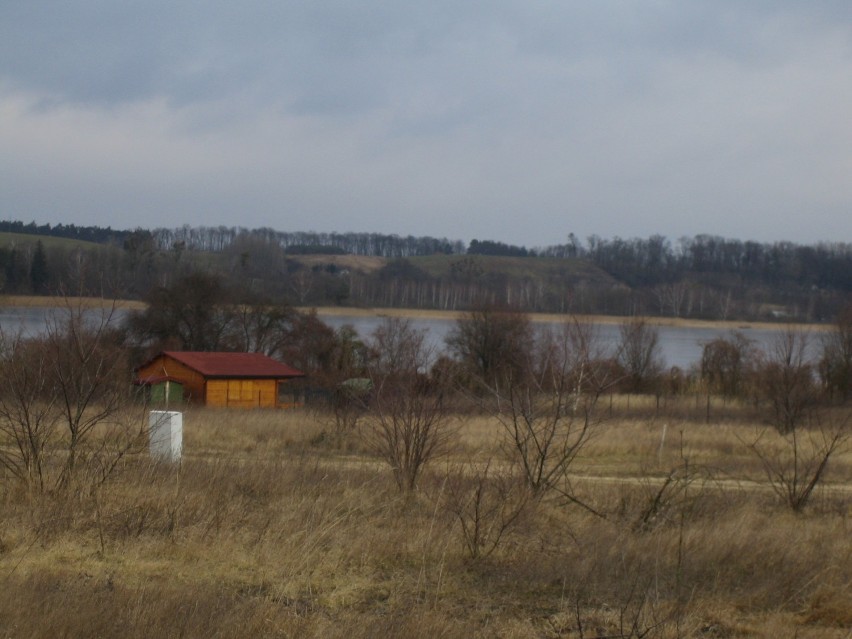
[0,221,849,321]
[0,231,108,251]
[410,253,619,288]
[290,254,386,274]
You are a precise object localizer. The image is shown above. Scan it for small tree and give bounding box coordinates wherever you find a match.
[30,240,50,294]
[617,316,663,394]
[820,305,852,402]
[0,300,146,492]
[700,331,757,398]
[445,304,533,391]
[487,318,617,511]
[757,329,818,435]
[45,303,144,483]
[0,335,58,491]
[364,318,451,492]
[126,271,235,351]
[747,328,848,511]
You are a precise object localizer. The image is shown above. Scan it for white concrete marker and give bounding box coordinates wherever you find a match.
[149,410,183,463]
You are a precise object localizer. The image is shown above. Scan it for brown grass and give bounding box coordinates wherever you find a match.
[0,294,146,310]
[302,306,827,332]
[1,404,850,637]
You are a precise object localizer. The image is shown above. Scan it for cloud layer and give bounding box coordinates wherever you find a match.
[2,2,851,246]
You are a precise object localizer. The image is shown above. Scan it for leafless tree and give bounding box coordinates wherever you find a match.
[819,304,852,402]
[227,297,296,356]
[746,328,849,511]
[445,304,533,391]
[489,319,618,511]
[0,300,147,492]
[364,318,451,491]
[700,331,757,398]
[617,317,664,393]
[757,329,819,435]
[0,335,58,491]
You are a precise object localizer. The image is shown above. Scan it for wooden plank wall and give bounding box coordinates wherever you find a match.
[137,356,207,404]
[206,379,278,408]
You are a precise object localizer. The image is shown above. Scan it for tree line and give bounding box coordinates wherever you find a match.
[1,220,850,320]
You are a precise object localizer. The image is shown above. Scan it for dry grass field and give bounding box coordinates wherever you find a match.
[1,403,850,638]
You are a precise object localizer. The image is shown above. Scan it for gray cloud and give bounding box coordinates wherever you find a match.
[1,1,851,246]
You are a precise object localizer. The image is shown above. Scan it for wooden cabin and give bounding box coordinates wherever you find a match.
[135,351,305,408]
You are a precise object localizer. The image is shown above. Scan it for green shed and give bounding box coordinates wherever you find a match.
[135,375,184,408]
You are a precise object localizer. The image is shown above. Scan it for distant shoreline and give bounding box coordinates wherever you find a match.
[1,295,823,332]
[0,295,146,311]
[302,306,822,332]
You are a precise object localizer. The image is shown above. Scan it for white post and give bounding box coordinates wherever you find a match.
[149,410,183,463]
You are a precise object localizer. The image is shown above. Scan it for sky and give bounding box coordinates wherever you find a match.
[1,1,851,249]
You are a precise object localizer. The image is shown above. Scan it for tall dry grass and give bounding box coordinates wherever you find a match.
[1,403,850,637]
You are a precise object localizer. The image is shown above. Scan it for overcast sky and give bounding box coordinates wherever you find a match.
[2,2,851,248]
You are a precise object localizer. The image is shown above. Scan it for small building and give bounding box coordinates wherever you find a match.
[134,375,184,408]
[134,351,305,408]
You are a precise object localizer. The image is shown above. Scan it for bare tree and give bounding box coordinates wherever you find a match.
[617,317,663,394]
[489,319,617,511]
[0,335,58,490]
[45,302,140,483]
[746,328,849,511]
[0,300,147,492]
[445,304,533,391]
[757,329,818,435]
[819,304,852,402]
[700,331,757,398]
[126,271,235,351]
[364,318,451,492]
[226,296,296,356]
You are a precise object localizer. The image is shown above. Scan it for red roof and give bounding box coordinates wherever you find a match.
[153,351,304,379]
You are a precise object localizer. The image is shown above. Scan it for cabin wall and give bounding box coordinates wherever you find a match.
[205,379,278,408]
[136,356,206,404]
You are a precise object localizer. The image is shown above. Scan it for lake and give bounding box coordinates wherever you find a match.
[320,314,808,371]
[0,305,813,371]
[0,306,130,337]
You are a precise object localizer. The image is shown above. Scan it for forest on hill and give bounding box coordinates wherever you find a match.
[1,220,851,322]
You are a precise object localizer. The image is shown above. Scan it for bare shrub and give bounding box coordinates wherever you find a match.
[746,414,849,512]
[617,316,664,394]
[0,300,146,492]
[443,460,529,560]
[630,460,717,533]
[445,304,533,391]
[364,318,452,491]
[700,331,757,398]
[488,319,619,510]
[819,303,852,402]
[0,336,58,490]
[756,329,820,435]
[744,328,849,511]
